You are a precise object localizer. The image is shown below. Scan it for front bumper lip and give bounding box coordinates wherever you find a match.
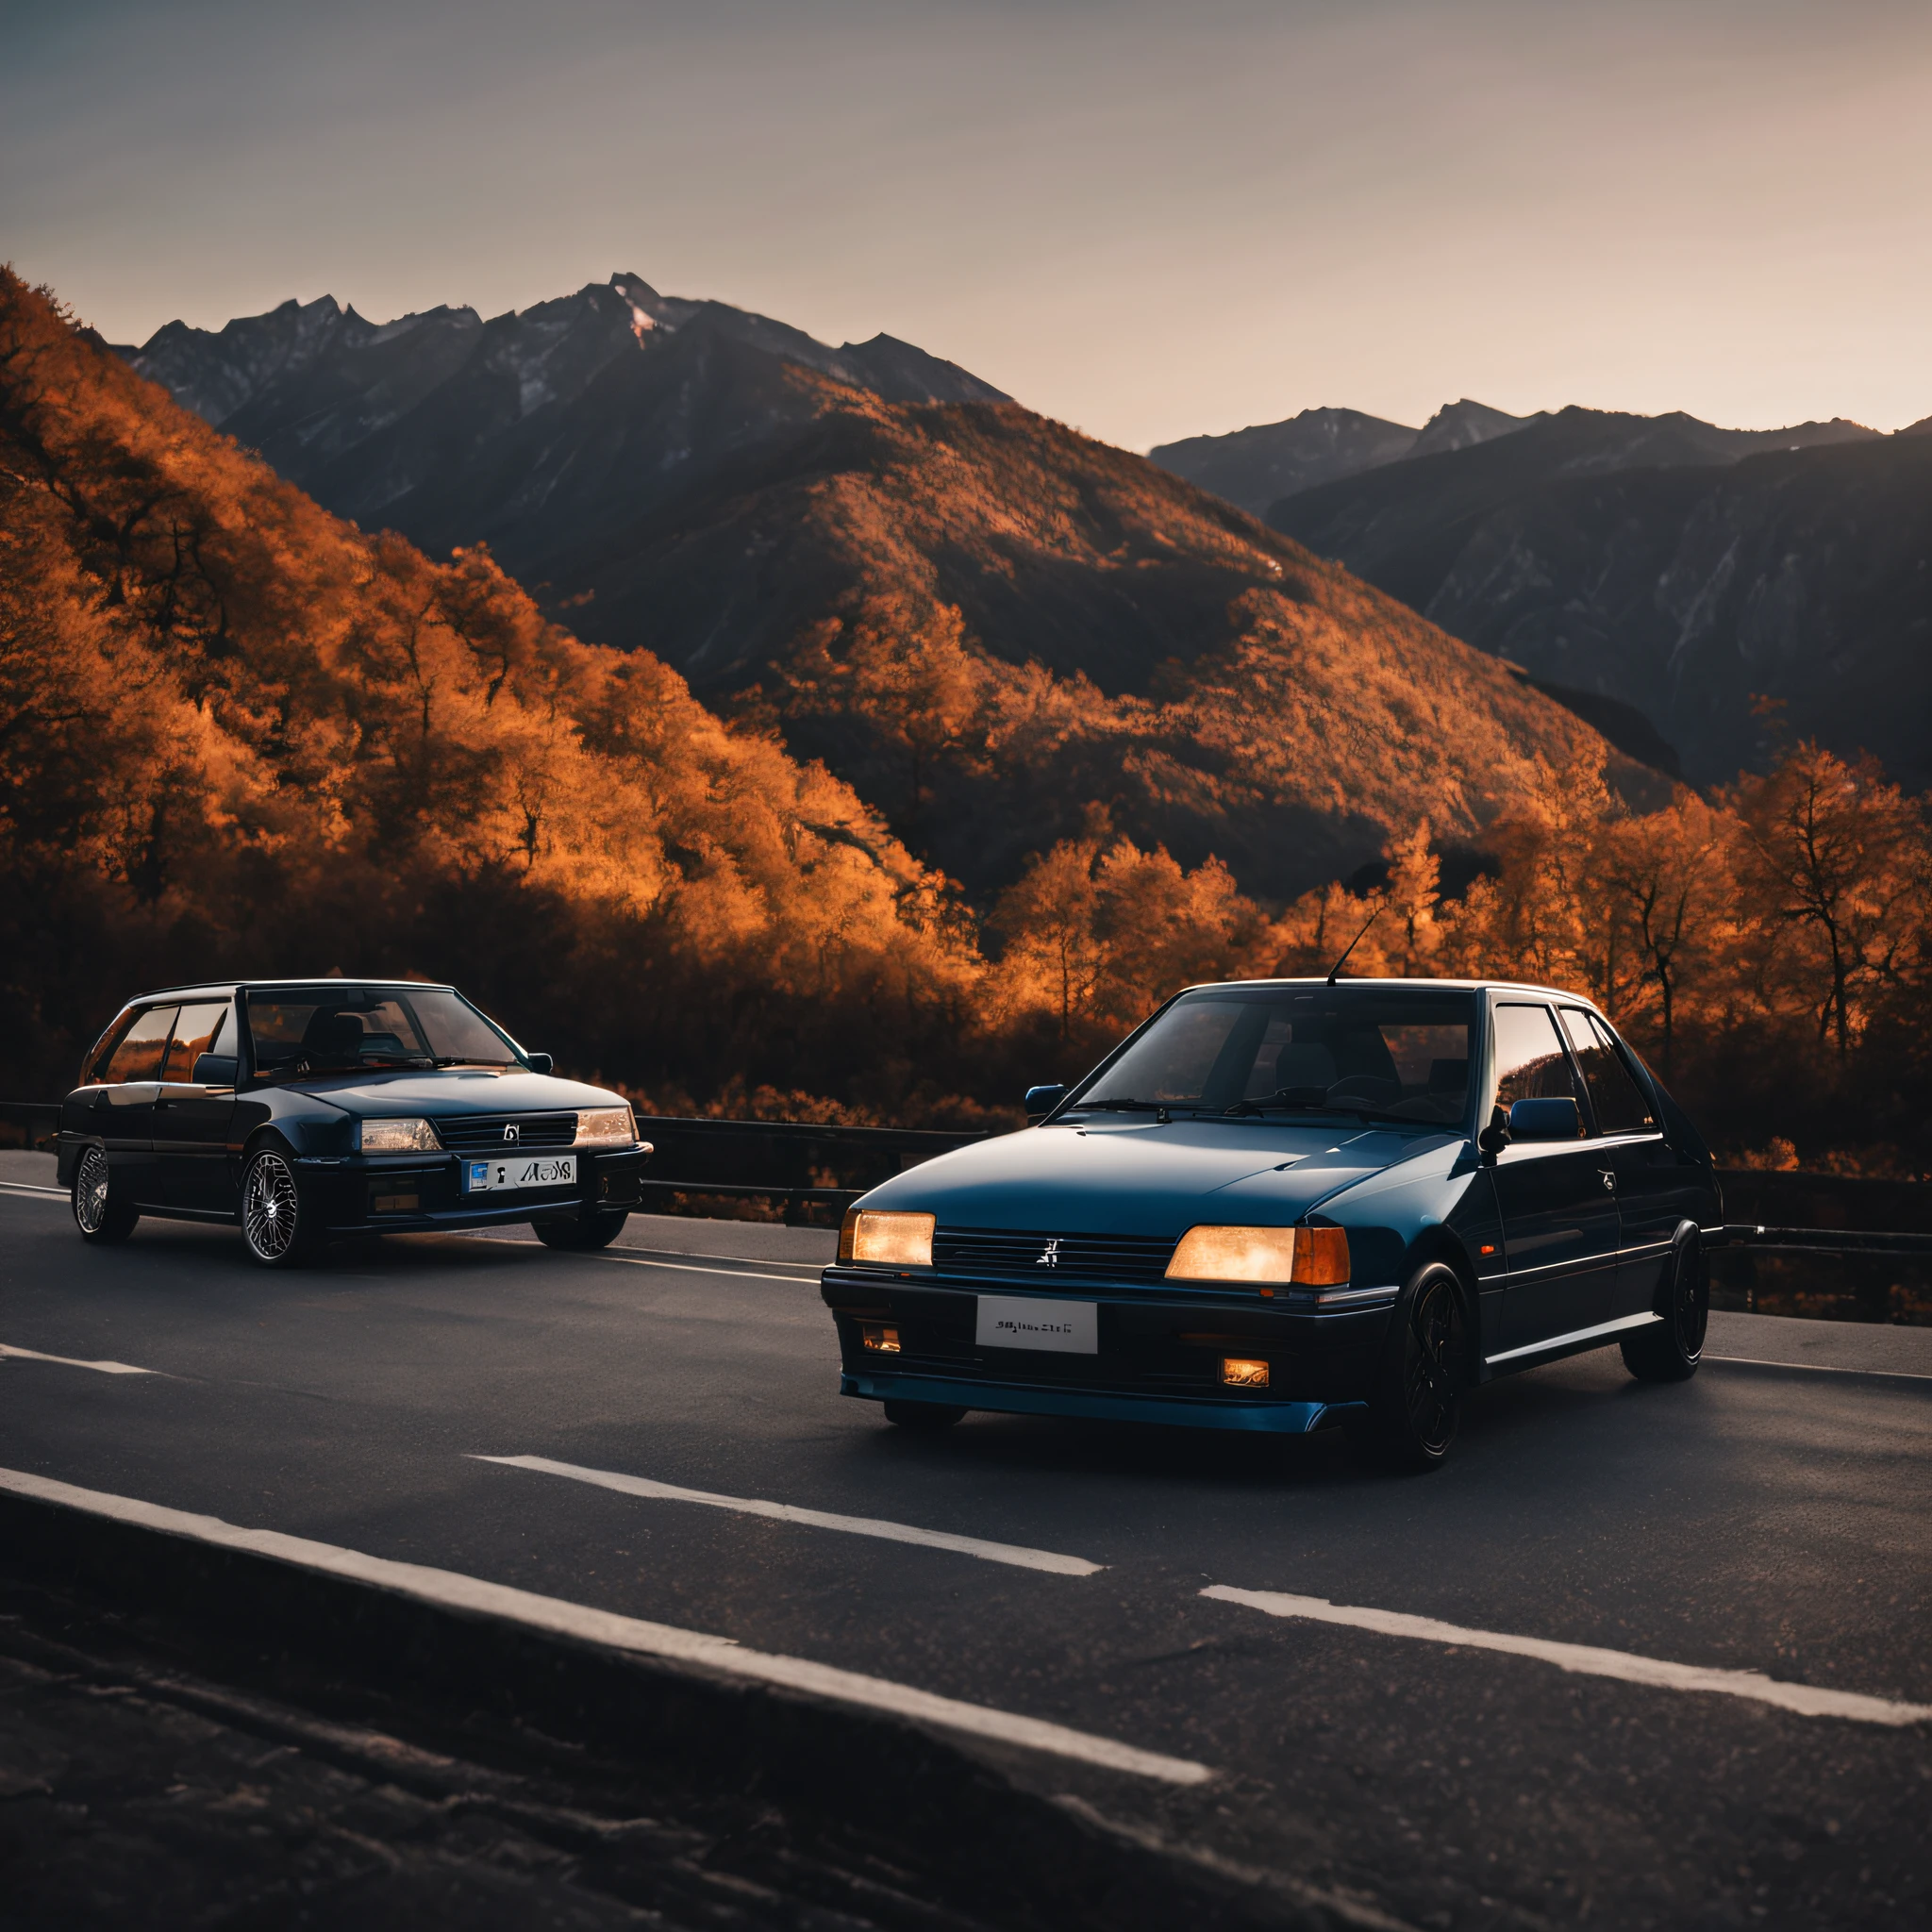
[841,1368,1366,1435]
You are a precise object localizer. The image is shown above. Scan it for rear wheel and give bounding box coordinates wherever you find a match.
[1359,1261,1467,1472]
[882,1400,967,1431]
[1622,1231,1707,1382]
[240,1146,317,1268]
[72,1146,139,1245]
[533,1210,629,1252]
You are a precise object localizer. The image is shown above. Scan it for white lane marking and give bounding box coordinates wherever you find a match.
[1203,1585,1932,1728]
[0,1182,66,1199]
[1706,1354,1932,1384]
[0,1467,1207,1784]
[463,1235,816,1287]
[0,1343,157,1376]
[474,1454,1104,1577]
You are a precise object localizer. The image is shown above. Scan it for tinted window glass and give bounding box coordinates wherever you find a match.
[244,987,519,1074]
[101,1007,176,1084]
[1490,1003,1582,1116]
[1080,988,1475,1123]
[160,1004,229,1083]
[1559,1009,1656,1133]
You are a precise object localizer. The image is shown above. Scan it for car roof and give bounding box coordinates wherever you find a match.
[1175,974,1602,1007]
[121,977,457,1005]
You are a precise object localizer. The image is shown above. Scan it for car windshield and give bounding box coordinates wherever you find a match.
[244,987,521,1075]
[1072,986,1477,1124]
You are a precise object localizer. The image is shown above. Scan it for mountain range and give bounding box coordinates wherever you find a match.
[116,278,1649,902]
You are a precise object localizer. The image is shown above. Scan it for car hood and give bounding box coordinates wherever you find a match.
[860,1118,1462,1236]
[276,1068,622,1117]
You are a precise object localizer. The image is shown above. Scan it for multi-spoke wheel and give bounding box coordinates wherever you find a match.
[1621,1230,1707,1382]
[1359,1261,1467,1471]
[240,1146,314,1268]
[72,1145,139,1245]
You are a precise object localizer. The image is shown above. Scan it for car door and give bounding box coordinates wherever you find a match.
[1487,999,1621,1355]
[86,1004,175,1206]
[153,1001,240,1212]
[1557,1008,1691,1320]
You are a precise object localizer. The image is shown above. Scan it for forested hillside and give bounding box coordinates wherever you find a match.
[123,281,1648,901]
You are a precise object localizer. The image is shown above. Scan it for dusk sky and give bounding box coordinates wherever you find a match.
[6,0,1928,450]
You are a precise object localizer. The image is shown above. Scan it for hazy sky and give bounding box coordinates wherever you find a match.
[6,0,1928,449]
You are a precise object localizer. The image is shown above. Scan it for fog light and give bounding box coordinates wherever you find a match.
[1221,1357,1270,1389]
[860,1324,901,1353]
[371,1191,419,1214]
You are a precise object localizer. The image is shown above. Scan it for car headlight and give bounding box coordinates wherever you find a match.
[575,1105,637,1147]
[358,1117,441,1154]
[1165,1224,1350,1286]
[840,1209,935,1267]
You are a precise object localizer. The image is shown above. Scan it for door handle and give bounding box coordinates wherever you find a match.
[1599,1170,1616,1191]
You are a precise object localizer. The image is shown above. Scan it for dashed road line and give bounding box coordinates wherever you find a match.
[0,1467,1207,1784]
[0,1342,158,1376]
[474,1453,1105,1576]
[0,1182,66,1200]
[1705,1354,1932,1383]
[1202,1585,1932,1727]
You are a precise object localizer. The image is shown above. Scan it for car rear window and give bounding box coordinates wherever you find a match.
[99,1007,176,1084]
[160,1003,229,1083]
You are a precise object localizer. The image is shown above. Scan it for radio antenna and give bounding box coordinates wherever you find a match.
[1324,903,1382,985]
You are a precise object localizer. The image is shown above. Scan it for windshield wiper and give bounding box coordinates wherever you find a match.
[1071,1096,1197,1121]
[1223,1095,1414,1124]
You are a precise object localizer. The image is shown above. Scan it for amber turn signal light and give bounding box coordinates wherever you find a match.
[1291,1225,1350,1286]
[860,1324,901,1353]
[1221,1357,1270,1388]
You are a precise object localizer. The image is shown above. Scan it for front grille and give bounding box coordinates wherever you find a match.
[931,1226,1179,1285]
[433,1111,577,1154]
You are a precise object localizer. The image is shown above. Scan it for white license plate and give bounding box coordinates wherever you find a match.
[461,1154,576,1193]
[974,1295,1098,1354]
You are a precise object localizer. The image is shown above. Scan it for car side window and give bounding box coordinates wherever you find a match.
[1490,1003,1582,1114]
[160,1004,230,1084]
[99,1007,177,1085]
[1559,1010,1656,1134]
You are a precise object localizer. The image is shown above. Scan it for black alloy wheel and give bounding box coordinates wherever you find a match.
[240,1146,315,1268]
[1361,1261,1467,1472]
[72,1146,139,1244]
[882,1400,969,1431]
[1621,1231,1708,1382]
[533,1210,630,1252]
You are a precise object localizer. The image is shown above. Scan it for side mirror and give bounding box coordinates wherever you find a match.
[1477,1106,1510,1157]
[192,1053,238,1087]
[1024,1083,1068,1124]
[525,1052,555,1075]
[1507,1096,1582,1141]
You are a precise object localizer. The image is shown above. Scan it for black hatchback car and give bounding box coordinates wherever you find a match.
[57,980,654,1266]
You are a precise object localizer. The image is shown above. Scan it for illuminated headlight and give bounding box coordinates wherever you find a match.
[1165,1224,1350,1287]
[357,1117,440,1154]
[575,1106,637,1147]
[840,1209,935,1268]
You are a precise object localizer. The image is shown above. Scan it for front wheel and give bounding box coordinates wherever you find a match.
[240,1146,317,1268]
[1621,1232,1707,1382]
[533,1210,629,1252]
[1358,1261,1467,1472]
[73,1146,139,1245]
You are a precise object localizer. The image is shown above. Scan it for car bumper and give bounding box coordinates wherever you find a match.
[302,1145,654,1235]
[822,1266,1389,1431]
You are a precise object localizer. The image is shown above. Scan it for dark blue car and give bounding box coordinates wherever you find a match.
[822,978,1721,1468]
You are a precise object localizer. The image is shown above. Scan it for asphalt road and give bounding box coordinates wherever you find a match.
[2,1152,1928,1931]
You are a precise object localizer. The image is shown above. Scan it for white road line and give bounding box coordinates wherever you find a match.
[1706,1354,1932,1384]
[0,1467,1206,1784]
[1202,1585,1932,1728]
[0,1342,157,1376]
[474,1454,1105,1577]
[0,1182,66,1199]
[465,1236,815,1287]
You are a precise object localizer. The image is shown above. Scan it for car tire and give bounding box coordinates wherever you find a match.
[1358,1260,1467,1473]
[882,1400,968,1431]
[72,1145,139,1245]
[532,1210,629,1252]
[1621,1230,1708,1383]
[240,1145,318,1268]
